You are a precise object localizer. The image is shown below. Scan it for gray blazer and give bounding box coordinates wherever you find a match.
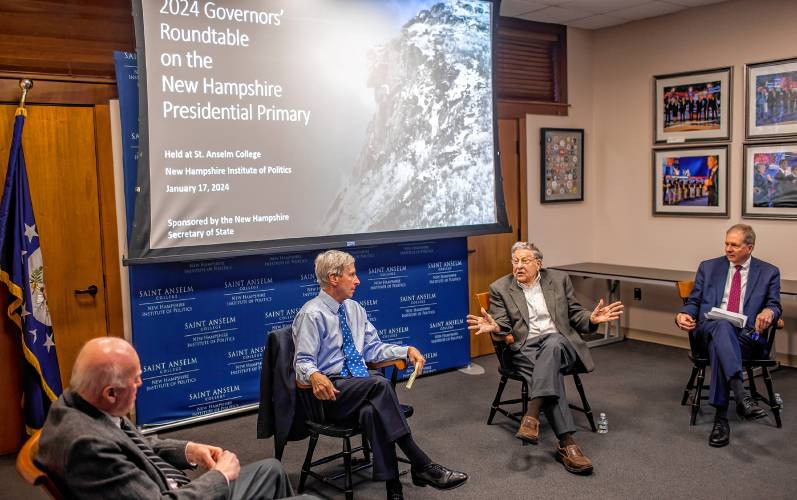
[488,268,597,372]
[36,390,228,500]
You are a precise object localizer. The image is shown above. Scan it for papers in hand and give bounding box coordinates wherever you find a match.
[705,307,747,328]
[405,364,421,389]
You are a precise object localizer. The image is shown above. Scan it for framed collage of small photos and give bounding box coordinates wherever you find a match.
[540,128,583,204]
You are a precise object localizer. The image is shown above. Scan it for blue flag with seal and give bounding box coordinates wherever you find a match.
[0,108,62,432]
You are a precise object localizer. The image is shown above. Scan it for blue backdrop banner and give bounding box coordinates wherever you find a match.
[112,51,139,240]
[130,240,470,426]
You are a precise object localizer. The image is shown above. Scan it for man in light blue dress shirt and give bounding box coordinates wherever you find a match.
[293,250,467,500]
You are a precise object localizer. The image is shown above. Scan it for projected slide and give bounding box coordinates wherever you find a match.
[132,0,500,259]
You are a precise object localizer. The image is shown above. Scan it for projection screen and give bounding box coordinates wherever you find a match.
[129,0,508,263]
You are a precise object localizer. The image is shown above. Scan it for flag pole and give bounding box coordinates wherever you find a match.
[17,79,32,117]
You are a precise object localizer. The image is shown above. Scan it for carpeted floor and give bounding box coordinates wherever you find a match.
[2,339,795,499]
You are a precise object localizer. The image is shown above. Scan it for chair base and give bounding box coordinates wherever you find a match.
[298,424,411,499]
[487,373,597,433]
[681,356,782,428]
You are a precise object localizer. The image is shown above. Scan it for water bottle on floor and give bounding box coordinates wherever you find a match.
[597,412,608,434]
[774,392,783,410]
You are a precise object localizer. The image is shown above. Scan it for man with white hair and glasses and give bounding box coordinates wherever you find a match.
[468,241,623,475]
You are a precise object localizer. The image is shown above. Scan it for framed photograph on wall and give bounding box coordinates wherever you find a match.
[540,128,583,203]
[742,142,797,219]
[654,67,732,144]
[745,57,797,140]
[652,145,729,217]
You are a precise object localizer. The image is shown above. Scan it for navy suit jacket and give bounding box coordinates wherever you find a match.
[680,255,781,331]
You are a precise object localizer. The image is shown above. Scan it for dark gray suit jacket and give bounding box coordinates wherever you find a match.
[488,268,597,372]
[37,390,228,500]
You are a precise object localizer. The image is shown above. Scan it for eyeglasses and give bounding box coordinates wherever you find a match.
[511,258,537,267]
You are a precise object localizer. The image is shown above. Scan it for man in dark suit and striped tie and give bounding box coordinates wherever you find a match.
[676,224,781,447]
[37,337,298,499]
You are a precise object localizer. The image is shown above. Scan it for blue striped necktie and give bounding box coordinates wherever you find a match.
[338,304,369,377]
[120,418,190,489]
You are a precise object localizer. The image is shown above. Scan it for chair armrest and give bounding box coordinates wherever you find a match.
[294,357,407,392]
[367,359,407,370]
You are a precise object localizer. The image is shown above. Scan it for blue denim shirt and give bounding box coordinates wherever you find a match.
[292,290,409,385]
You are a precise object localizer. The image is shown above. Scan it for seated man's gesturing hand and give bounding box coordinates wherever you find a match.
[589,299,624,324]
[186,442,222,468]
[466,308,500,336]
[310,371,340,401]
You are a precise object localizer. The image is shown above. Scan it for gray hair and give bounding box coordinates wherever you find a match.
[315,250,355,287]
[727,224,756,246]
[510,241,543,260]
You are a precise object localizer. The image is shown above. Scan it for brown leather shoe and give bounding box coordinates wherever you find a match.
[555,444,593,475]
[515,415,539,444]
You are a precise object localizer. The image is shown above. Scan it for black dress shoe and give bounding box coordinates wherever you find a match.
[709,419,730,448]
[411,463,468,490]
[736,396,767,420]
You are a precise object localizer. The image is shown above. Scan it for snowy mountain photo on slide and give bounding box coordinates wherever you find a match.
[323,0,496,234]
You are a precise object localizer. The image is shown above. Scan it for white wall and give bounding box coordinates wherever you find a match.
[526,0,797,362]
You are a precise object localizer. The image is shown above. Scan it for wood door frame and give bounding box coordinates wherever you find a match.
[499,115,528,243]
[516,117,528,242]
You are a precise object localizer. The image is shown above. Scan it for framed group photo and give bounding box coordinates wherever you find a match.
[745,57,797,140]
[742,142,797,219]
[653,145,729,217]
[540,128,583,203]
[654,67,732,144]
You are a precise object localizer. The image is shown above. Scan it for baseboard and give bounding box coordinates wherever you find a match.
[624,328,690,350]
[623,328,796,368]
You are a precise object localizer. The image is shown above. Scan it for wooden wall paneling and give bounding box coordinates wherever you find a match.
[0,107,26,454]
[0,0,134,79]
[496,16,568,117]
[0,292,24,454]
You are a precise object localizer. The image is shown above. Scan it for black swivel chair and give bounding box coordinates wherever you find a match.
[677,280,785,427]
[475,292,597,433]
[295,357,413,500]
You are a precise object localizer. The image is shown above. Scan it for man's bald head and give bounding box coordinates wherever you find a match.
[71,337,142,416]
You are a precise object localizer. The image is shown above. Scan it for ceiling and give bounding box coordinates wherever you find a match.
[500,0,728,29]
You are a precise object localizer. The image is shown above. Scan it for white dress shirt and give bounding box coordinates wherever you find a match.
[518,276,558,340]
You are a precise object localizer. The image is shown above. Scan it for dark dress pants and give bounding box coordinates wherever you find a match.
[508,332,579,436]
[696,319,767,407]
[230,458,301,499]
[323,375,411,481]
